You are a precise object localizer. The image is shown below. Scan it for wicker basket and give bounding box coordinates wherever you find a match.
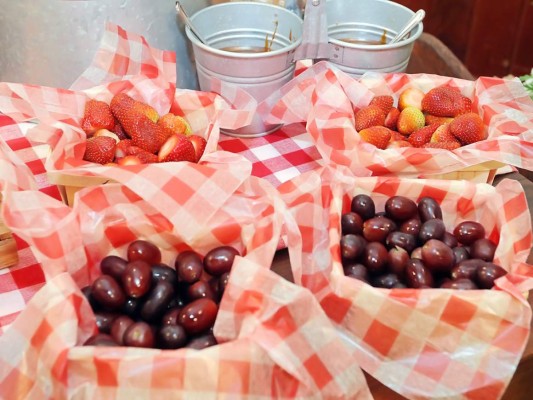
[47,174,114,207]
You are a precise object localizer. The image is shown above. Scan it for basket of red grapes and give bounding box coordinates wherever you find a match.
[341,194,507,290]
[82,239,239,350]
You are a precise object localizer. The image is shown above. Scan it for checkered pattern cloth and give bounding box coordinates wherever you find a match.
[0,171,371,399]
[279,165,533,400]
[269,62,533,177]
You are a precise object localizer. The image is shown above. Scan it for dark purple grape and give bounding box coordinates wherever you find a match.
[94,311,119,334]
[218,272,230,297]
[175,251,204,284]
[158,325,188,349]
[373,273,401,289]
[453,246,470,265]
[110,315,134,345]
[151,264,178,287]
[405,259,434,288]
[178,298,218,335]
[91,275,126,310]
[417,197,443,222]
[127,240,162,265]
[385,196,418,222]
[400,218,421,236]
[363,217,397,243]
[204,246,239,276]
[388,247,409,276]
[442,232,458,248]
[140,281,175,322]
[100,255,128,281]
[451,259,485,280]
[363,242,388,274]
[187,280,217,302]
[419,219,446,243]
[421,239,455,273]
[386,231,417,253]
[476,263,507,289]
[122,260,152,298]
[122,297,141,318]
[123,322,155,348]
[343,263,368,282]
[161,307,182,326]
[340,234,366,261]
[186,332,218,350]
[81,285,99,310]
[341,212,364,236]
[351,194,375,220]
[440,278,478,290]
[470,238,497,262]
[84,333,118,347]
[453,221,485,245]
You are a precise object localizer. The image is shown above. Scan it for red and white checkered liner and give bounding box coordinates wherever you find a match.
[279,165,533,399]
[0,171,371,399]
[0,23,261,187]
[270,62,533,177]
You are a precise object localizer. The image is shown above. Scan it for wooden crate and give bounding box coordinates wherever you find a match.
[47,173,114,207]
[0,195,19,269]
[420,161,508,184]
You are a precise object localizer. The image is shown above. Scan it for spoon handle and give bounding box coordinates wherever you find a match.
[389,9,425,44]
[176,1,207,45]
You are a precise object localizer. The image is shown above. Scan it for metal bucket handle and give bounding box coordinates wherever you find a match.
[293,0,330,62]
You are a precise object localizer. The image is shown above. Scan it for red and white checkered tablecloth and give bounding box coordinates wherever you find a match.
[0,115,323,335]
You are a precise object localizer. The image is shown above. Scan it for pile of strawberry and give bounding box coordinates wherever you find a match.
[81,93,206,165]
[354,85,486,150]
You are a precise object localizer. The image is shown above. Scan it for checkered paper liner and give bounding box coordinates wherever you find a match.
[279,165,533,400]
[0,23,256,186]
[267,62,533,177]
[0,176,371,399]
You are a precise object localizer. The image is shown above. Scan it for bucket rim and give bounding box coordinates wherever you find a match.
[186,1,303,59]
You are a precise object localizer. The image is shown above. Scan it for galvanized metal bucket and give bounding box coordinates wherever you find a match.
[185,1,303,137]
[326,0,423,76]
[0,0,197,90]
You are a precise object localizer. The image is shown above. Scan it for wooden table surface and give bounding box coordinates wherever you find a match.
[269,34,533,398]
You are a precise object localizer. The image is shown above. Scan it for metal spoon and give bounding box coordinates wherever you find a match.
[176,1,207,45]
[389,9,425,44]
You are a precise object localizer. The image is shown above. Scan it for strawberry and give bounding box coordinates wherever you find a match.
[358,126,391,149]
[115,139,133,159]
[158,134,196,163]
[398,87,424,110]
[397,106,425,135]
[117,155,142,166]
[408,124,440,148]
[460,96,473,114]
[369,95,394,114]
[158,113,193,136]
[430,124,456,143]
[81,99,115,135]
[83,136,116,164]
[135,151,158,164]
[189,135,207,162]
[384,107,400,130]
[354,105,386,131]
[387,140,412,149]
[423,141,461,150]
[449,112,486,145]
[389,130,405,142]
[421,86,465,117]
[111,93,168,154]
[113,121,129,140]
[424,114,454,126]
[133,101,159,123]
[93,129,120,143]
